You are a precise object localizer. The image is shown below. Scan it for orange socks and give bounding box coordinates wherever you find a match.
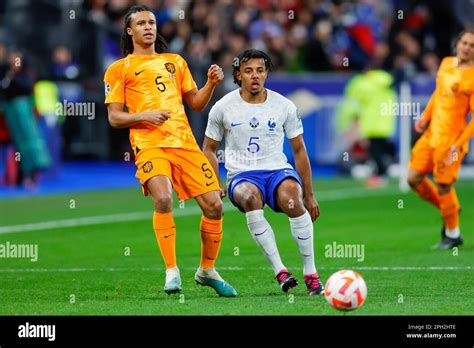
[153,212,177,269]
[153,213,223,270]
[414,178,441,209]
[439,188,460,230]
[200,215,223,269]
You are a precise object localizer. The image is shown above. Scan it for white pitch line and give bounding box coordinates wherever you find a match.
[0,187,402,235]
[0,266,472,273]
[0,204,233,235]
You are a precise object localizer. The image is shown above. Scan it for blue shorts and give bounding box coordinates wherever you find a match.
[228,168,302,213]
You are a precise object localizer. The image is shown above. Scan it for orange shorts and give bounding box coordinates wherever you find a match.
[409,135,466,184]
[135,147,220,201]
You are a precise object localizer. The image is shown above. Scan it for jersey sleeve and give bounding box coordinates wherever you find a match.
[205,103,224,141]
[104,61,125,105]
[284,102,304,139]
[178,55,198,95]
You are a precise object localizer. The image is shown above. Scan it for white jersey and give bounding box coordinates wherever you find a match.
[205,88,303,181]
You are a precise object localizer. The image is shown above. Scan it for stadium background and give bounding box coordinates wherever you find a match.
[0,0,473,316]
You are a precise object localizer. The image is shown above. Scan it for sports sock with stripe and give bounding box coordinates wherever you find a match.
[246,209,286,275]
[289,211,317,276]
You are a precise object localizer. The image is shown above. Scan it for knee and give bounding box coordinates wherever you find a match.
[152,194,173,212]
[437,183,451,195]
[240,193,262,211]
[279,193,304,215]
[203,198,223,219]
[407,171,423,188]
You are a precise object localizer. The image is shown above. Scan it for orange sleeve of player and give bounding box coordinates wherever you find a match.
[104,60,125,105]
[178,55,197,95]
[422,93,435,121]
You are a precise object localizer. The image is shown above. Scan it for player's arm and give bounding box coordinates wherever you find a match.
[202,136,225,198]
[289,135,320,221]
[183,64,223,112]
[454,94,474,148]
[107,103,171,128]
[415,92,436,133]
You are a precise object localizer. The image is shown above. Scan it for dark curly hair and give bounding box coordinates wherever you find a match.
[120,5,168,56]
[232,49,274,86]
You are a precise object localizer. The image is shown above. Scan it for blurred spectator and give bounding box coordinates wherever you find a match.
[303,18,334,71]
[336,69,397,188]
[51,45,80,81]
[0,49,51,188]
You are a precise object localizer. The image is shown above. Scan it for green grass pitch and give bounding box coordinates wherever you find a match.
[0,179,473,315]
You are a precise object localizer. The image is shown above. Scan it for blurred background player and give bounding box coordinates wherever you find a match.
[104,5,236,297]
[203,49,324,295]
[0,48,52,189]
[336,69,397,188]
[407,30,474,249]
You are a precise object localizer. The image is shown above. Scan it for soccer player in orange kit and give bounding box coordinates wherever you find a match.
[104,5,236,296]
[408,30,474,249]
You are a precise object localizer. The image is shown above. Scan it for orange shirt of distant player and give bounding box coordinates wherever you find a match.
[104,53,199,150]
[425,56,474,148]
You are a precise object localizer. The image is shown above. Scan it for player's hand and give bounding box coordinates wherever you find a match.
[207,64,224,85]
[414,117,429,134]
[304,194,320,222]
[444,144,460,166]
[142,110,171,126]
[219,182,227,198]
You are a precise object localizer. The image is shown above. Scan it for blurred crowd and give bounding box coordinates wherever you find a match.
[90,0,471,76]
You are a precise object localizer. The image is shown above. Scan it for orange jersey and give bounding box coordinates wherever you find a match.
[104,53,199,151]
[422,56,474,148]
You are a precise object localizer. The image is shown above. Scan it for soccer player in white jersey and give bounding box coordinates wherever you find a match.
[203,49,324,295]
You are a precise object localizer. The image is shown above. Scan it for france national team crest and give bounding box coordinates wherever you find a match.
[249,117,259,129]
[267,118,276,131]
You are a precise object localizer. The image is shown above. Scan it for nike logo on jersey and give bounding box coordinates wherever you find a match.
[164,234,174,238]
[206,181,216,186]
[230,122,243,127]
[135,70,145,75]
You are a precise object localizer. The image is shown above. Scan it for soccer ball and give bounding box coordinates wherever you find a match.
[324,270,367,311]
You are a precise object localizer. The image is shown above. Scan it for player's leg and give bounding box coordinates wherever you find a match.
[193,190,236,297]
[431,146,465,249]
[231,181,295,291]
[407,136,440,209]
[407,169,441,209]
[434,182,462,248]
[170,148,236,297]
[146,174,182,294]
[232,182,287,276]
[274,178,323,295]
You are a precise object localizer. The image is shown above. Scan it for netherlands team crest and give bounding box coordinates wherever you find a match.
[165,62,176,74]
[142,161,153,173]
